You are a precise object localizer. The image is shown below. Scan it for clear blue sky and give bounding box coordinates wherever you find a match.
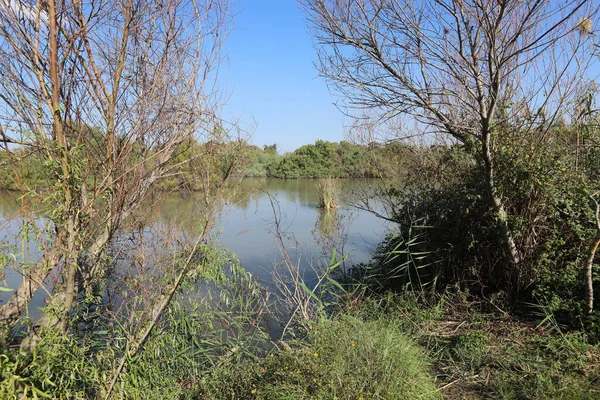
[221,0,345,153]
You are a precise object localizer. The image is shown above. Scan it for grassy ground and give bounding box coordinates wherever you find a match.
[187,314,439,399]
[349,293,600,400]
[183,292,600,399]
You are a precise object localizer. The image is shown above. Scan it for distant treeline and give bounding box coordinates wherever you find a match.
[0,149,48,191]
[0,139,413,191]
[243,139,412,179]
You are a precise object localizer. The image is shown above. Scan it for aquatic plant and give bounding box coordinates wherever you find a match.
[316,177,339,210]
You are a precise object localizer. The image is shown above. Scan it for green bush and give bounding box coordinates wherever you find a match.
[360,136,600,332]
[359,146,500,295]
[265,140,412,179]
[0,331,106,399]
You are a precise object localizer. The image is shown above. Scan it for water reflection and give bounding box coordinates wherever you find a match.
[316,209,339,240]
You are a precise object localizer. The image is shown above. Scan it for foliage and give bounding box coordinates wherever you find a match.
[0,149,49,191]
[0,331,110,399]
[267,140,412,179]
[156,138,252,192]
[0,244,271,399]
[188,314,439,400]
[0,139,418,189]
[243,144,282,178]
[356,146,497,293]
[358,124,600,332]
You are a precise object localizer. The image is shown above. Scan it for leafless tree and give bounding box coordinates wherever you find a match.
[301,0,598,289]
[0,0,233,337]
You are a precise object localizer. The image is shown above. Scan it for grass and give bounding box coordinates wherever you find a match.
[347,292,600,400]
[188,315,440,399]
[7,265,597,399]
[183,290,600,399]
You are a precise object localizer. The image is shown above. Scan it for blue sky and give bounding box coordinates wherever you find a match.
[221,0,344,153]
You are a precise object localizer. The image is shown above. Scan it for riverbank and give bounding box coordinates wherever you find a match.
[183,291,600,399]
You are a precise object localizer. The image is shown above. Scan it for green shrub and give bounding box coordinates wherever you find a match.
[266,140,413,179]
[0,331,106,399]
[360,146,500,295]
[361,139,600,332]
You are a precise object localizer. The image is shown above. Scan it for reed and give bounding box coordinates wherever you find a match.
[316,177,338,210]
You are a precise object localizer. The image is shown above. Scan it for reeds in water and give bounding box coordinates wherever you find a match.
[316,177,338,210]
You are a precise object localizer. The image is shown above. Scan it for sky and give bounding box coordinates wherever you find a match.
[221,0,345,153]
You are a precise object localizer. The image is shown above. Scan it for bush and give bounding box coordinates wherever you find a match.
[189,315,439,399]
[265,140,413,179]
[360,146,501,296]
[361,138,600,332]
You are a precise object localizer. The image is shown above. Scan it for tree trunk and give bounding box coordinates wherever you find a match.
[482,140,521,299]
[585,194,600,314]
[61,214,78,333]
[47,0,79,334]
[584,232,599,314]
[0,249,61,327]
[0,231,111,329]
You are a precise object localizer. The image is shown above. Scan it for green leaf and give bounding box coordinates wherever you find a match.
[299,281,320,304]
[326,276,345,292]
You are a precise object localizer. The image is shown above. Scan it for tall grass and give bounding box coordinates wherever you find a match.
[190,315,440,399]
[316,177,338,210]
[346,292,600,400]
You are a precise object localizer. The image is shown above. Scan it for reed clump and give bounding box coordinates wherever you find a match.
[316,177,338,210]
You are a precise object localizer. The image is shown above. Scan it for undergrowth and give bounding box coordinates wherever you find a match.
[188,314,439,399]
[347,292,600,400]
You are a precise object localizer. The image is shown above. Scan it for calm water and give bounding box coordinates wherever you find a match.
[0,178,389,315]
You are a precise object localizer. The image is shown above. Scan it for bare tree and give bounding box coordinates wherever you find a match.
[301,0,598,290]
[0,0,232,335]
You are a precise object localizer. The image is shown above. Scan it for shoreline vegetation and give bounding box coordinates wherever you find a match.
[0,139,414,192]
[1,0,600,399]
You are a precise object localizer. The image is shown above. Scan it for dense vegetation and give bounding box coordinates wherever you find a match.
[358,121,600,333]
[190,315,439,399]
[257,140,412,179]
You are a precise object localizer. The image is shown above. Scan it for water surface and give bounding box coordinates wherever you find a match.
[0,178,389,315]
